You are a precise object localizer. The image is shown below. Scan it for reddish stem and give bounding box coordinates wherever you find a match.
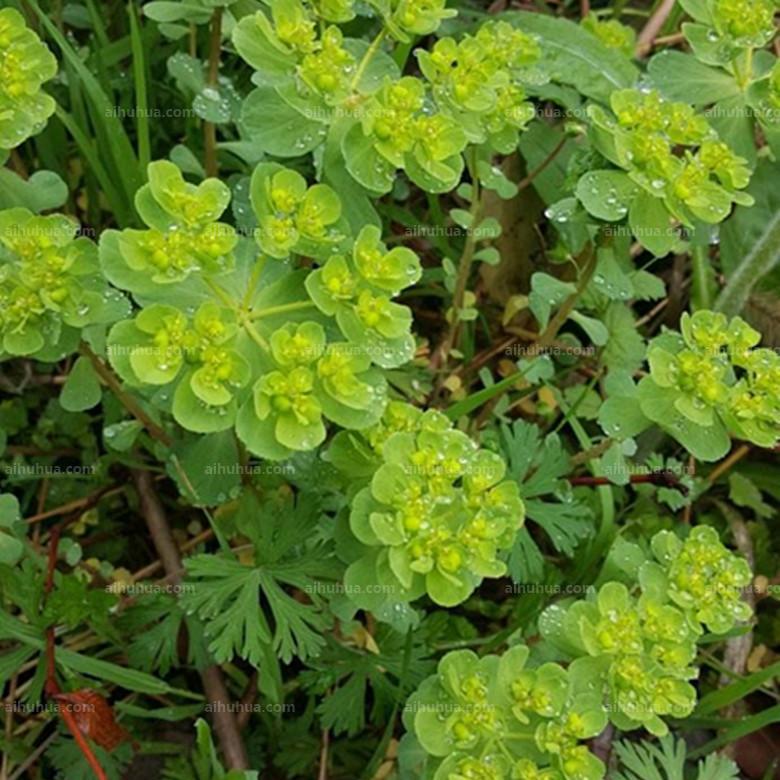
[43,518,109,780]
[568,470,689,495]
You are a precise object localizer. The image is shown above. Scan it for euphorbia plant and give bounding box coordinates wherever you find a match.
[0,0,776,779]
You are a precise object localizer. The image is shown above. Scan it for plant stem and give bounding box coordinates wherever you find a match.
[80,343,171,446]
[250,300,317,319]
[715,210,780,316]
[690,245,712,310]
[131,470,249,769]
[436,150,481,364]
[535,242,598,349]
[516,136,567,192]
[241,318,271,351]
[350,28,386,92]
[707,443,751,484]
[203,8,223,178]
[242,255,267,310]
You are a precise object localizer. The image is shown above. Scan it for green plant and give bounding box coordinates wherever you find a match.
[1,0,778,778]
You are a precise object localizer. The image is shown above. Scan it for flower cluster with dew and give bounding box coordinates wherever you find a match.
[117,160,238,284]
[102,161,420,453]
[585,88,753,226]
[0,208,127,357]
[0,8,57,150]
[330,402,524,607]
[639,310,780,448]
[405,644,607,780]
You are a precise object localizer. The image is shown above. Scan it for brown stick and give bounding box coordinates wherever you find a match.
[636,0,678,56]
[131,469,249,769]
[25,485,121,525]
[80,343,171,446]
[707,443,751,484]
[203,8,223,178]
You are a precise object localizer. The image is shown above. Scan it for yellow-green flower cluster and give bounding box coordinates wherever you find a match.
[645,526,753,634]
[589,89,753,224]
[581,14,636,57]
[379,0,456,40]
[417,21,540,152]
[710,0,777,47]
[251,163,344,259]
[572,582,698,735]
[644,310,780,447]
[305,222,421,368]
[406,645,606,780]
[343,402,524,607]
[119,161,237,283]
[242,321,387,458]
[108,302,250,421]
[354,75,468,192]
[0,209,115,356]
[0,8,57,149]
[539,526,752,737]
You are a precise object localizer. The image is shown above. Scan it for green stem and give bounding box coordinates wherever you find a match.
[350,28,386,92]
[690,245,713,310]
[204,277,236,310]
[242,255,267,310]
[203,8,223,177]
[535,242,599,349]
[249,300,317,320]
[715,210,780,316]
[438,148,481,361]
[241,319,270,352]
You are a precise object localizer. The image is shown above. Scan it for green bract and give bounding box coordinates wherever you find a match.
[581,14,636,57]
[250,163,345,259]
[0,8,57,149]
[581,89,753,240]
[305,223,421,367]
[338,402,524,608]
[370,0,456,40]
[710,0,777,48]
[117,160,237,283]
[538,527,752,738]
[639,310,780,450]
[405,645,606,780]
[345,76,468,194]
[417,22,541,153]
[234,7,543,194]
[642,526,753,633]
[0,208,126,357]
[102,160,418,452]
[108,302,250,432]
